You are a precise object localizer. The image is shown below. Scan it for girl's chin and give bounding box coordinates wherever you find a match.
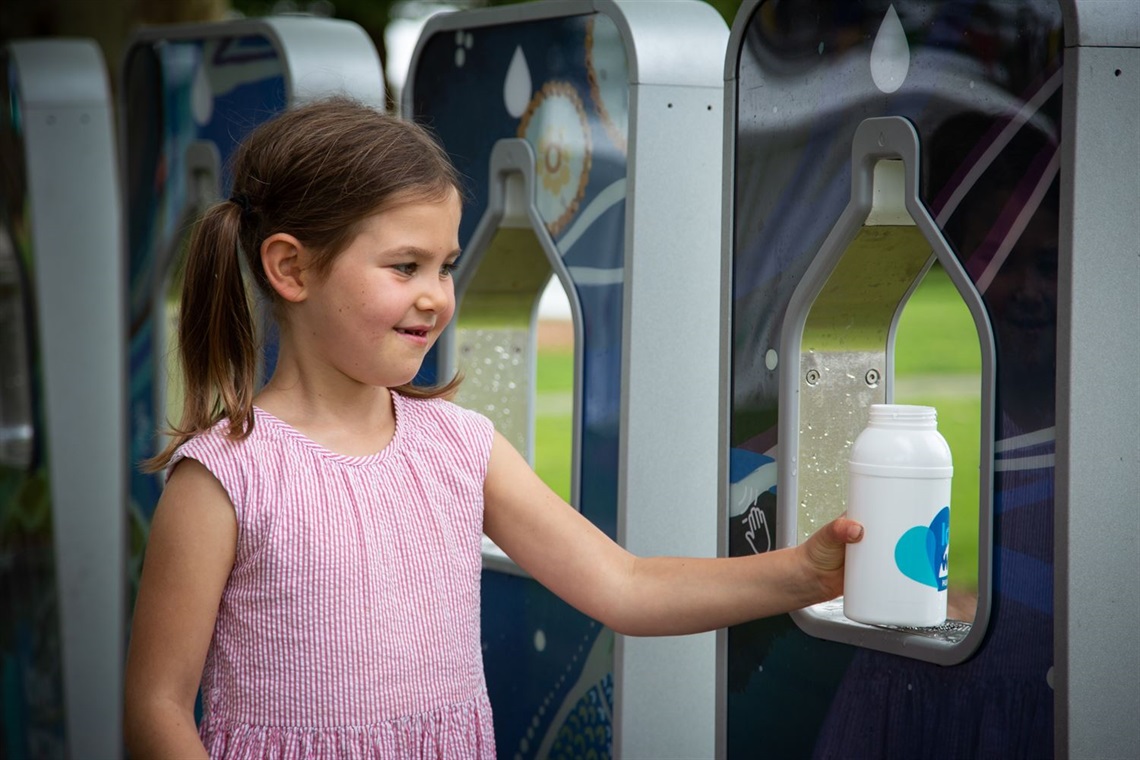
[385,367,428,389]
[346,365,423,390]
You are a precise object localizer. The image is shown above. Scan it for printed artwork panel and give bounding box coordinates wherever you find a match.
[726,1,1062,757]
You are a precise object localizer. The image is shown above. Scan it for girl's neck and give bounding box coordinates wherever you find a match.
[254,378,398,459]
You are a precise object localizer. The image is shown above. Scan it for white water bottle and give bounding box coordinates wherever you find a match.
[843,404,953,627]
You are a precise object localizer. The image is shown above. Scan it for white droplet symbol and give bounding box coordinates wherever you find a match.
[454,30,473,68]
[503,46,532,118]
[191,64,213,126]
[870,5,910,94]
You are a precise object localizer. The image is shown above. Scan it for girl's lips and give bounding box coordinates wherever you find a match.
[395,327,431,345]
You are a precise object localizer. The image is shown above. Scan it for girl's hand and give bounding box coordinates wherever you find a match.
[796,517,864,604]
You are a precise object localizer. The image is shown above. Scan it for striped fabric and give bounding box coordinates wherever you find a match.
[169,392,497,759]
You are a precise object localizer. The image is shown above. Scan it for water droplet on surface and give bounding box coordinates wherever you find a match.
[191,65,213,125]
[870,5,910,94]
[503,46,532,117]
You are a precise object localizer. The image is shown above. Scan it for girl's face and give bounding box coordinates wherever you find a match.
[295,188,462,389]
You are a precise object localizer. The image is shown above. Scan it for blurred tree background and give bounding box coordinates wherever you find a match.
[1,0,745,103]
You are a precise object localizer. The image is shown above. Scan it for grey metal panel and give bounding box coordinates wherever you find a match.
[608,6,726,757]
[1055,42,1140,760]
[614,78,724,760]
[715,35,740,757]
[1061,0,1140,47]
[9,38,126,760]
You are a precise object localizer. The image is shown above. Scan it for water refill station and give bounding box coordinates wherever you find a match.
[718,0,1138,758]
[406,1,727,756]
[0,40,125,758]
[121,17,383,610]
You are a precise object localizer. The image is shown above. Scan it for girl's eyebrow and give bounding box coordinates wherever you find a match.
[384,246,463,260]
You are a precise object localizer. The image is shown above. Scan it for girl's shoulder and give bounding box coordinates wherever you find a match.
[393,392,496,464]
[163,417,274,525]
[167,412,284,483]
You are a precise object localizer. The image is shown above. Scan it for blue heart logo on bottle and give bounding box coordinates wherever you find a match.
[894,506,950,590]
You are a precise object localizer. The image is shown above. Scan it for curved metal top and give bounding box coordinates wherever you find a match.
[724,0,762,82]
[7,39,111,108]
[1061,0,1140,48]
[123,16,385,109]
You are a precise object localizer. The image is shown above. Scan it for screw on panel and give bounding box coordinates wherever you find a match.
[805,369,821,386]
[865,369,880,386]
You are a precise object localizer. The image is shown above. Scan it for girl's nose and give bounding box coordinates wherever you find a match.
[415,275,452,312]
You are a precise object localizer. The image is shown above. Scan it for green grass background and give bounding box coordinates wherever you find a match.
[533,263,982,593]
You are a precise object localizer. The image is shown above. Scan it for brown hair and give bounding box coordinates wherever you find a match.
[144,97,462,472]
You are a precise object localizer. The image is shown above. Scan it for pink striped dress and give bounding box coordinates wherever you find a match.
[170,391,497,759]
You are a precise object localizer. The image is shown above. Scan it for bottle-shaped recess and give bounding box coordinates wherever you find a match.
[843,404,953,627]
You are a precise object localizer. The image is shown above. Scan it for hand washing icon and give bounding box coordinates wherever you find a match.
[894,506,950,591]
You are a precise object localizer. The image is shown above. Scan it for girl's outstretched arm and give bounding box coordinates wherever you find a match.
[483,431,862,637]
[124,459,237,758]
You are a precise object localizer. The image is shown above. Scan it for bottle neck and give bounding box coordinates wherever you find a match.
[867,403,937,429]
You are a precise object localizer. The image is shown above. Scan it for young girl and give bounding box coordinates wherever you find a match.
[123,98,863,759]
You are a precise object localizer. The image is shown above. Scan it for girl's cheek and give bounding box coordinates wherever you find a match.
[440,303,457,328]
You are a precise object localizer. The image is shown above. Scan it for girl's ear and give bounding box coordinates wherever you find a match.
[261,233,310,303]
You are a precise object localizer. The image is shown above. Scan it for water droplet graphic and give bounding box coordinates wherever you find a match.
[503,46,531,118]
[870,5,910,94]
[191,65,213,125]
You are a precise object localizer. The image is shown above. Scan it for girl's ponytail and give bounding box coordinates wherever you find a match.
[142,199,257,472]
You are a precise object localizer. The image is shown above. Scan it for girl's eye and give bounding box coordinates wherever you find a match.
[393,263,417,275]
[441,261,460,278]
